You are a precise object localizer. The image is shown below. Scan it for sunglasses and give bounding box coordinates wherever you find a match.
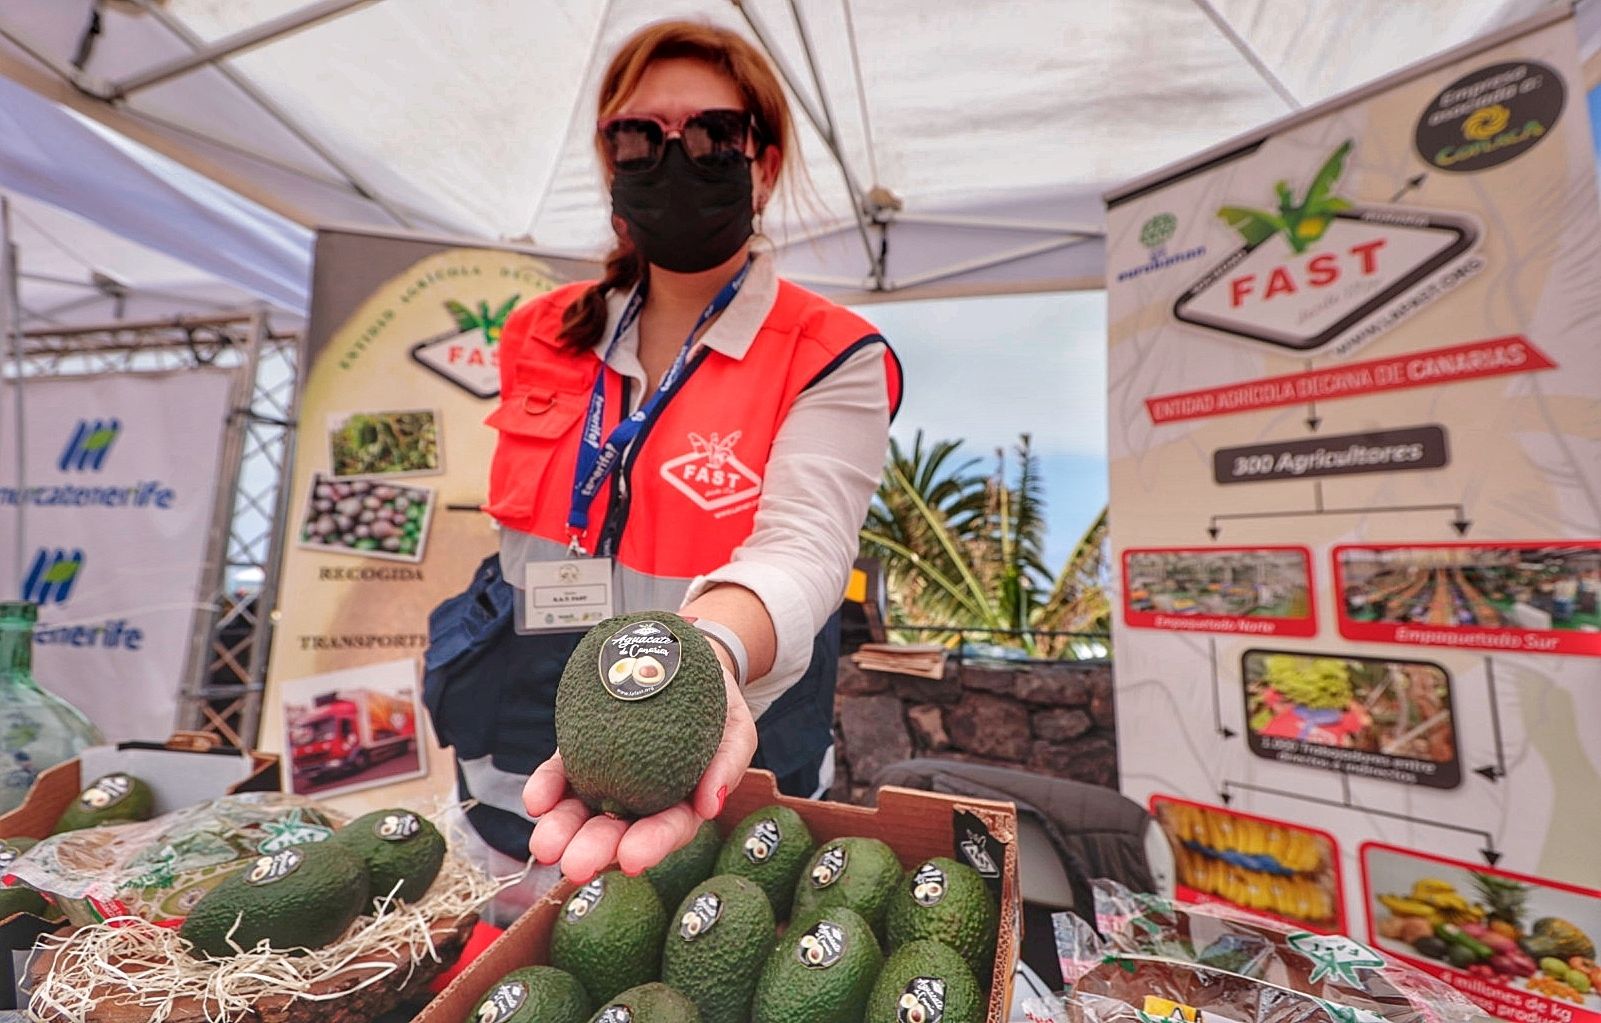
[599,108,759,172]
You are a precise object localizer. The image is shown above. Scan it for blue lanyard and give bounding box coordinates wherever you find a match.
[567,258,752,550]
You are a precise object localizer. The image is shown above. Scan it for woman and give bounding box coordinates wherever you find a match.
[424,19,899,905]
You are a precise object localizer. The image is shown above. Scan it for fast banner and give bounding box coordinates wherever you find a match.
[0,370,235,741]
[1106,11,1601,1022]
[262,228,590,815]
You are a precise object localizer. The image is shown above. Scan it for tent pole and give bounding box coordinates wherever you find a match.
[1189,0,1301,109]
[0,198,25,589]
[128,0,413,229]
[112,0,378,97]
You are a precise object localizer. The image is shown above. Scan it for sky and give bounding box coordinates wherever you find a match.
[850,290,1109,573]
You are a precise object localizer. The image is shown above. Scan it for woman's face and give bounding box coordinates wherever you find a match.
[614,57,780,211]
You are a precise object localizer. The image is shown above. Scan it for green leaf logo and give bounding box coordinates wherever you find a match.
[1217,141,1354,254]
[444,295,521,346]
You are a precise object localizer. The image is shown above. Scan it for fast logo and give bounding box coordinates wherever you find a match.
[58,419,120,472]
[21,548,83,606]
[660,430,763,514]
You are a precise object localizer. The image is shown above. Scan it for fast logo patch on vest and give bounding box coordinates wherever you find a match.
[899,977,946,1023]
[659,430,762,513]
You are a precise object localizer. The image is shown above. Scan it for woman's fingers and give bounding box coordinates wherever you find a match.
[522,752,569,818]
[529,796,590,865]
[560,813,630,883]
[617,802,701,876]
[694,671,759,819]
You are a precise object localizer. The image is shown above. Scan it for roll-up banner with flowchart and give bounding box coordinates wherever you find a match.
[0,370,235,741]
[261,228,592,817]
[1106,10,1601,1022]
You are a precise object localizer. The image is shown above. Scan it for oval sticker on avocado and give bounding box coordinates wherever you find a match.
[597,1007,632,1023]
[797,919,846,969]
[744,818,782,864]
[912,862,947,907]
[811,845,847,888]
[375,811,422,842]
[0,843,21,873]
[565,877,605,921]
[475,980,528,1023]
[599,621,682,701]
[245,848,303,887]
[899,977,946,1023]
[679,891,722,940]
[81,773,134,810]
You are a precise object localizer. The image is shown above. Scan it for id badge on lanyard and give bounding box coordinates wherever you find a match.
[515,259,751,634]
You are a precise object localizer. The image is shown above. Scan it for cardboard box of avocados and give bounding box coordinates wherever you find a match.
[420,768,1021,1023]
[0,733,279,949]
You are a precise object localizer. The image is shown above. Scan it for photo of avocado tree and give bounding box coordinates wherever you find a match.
[1242,651,1458,787]
[1340,545,1601,633]
[1127,549,1310,619]
[327,409,442,479]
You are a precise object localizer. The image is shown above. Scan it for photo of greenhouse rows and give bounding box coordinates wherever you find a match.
[1338,545,1601,632]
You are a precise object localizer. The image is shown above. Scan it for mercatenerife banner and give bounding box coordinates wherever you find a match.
[0,370,235,740]
[262,229,589,816]
[1106,12,1601,1022]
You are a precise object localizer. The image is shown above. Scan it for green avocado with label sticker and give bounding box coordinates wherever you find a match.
[791,836,903,939]
[752,906,882,1023]
[462,965,592,1023]
[587,982,698,1023]
[712,805,813,921]
[866,939,983,1023]
[661,873,775,1023]
[549,870,666,1004]
[885,857,998,981]
[645,819,722,915]
[53,773,154,833]
[555,612,726,817]
[333,808,447,906]
[178,840,369,958]
[0,837,49,920]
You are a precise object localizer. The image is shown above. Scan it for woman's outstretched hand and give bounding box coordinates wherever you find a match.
[523,666,756,883]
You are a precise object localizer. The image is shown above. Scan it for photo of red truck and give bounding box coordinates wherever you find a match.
[288,687,420,794]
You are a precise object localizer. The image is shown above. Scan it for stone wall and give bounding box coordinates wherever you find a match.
[831,656,1117,804]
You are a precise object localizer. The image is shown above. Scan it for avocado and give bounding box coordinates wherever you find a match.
[53,773,154,833]
[0,837,48,919]
[549,870,666,1004]
[885,857,998,980]
[752,906,882,1023]
[712,805,813,921]
[556,612,726,818]
[334,808,447,906]
[179,840,369,958]
[645,820,722,914]
[661,874,775,1023]
[464,965,592,1023]
[866,939,983,1023]
[790,837,903,939]
[587,982,699,1023]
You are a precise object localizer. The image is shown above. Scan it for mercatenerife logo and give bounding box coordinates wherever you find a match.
[1172,140,1483,358]
[409,295,520,400]
[660,431,763,516]
[1116,212,1207,283]
[22,548,82,605]
[58,419,120,472]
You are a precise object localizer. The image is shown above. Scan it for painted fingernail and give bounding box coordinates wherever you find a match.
[715,785,729,816]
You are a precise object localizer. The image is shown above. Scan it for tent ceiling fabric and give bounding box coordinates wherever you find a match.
[0,0,1577,307]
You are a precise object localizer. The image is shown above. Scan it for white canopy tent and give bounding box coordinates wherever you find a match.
[5,0,1599,315]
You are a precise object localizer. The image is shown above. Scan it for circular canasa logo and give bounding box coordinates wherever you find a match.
[797,919,847,969]
[1415,60,1564,172]
[598,620,682,701]
[80,773,134,810]
[1140,213,1177,250]
[374,811,422,842]
[565,877,605,922]
[911,862,947,907]
[245,847,304,887]
[679,891,723,940]
[475,980,529,1023]
[810,844,848,889]
[744,818,782,864]
[898,977,947,1023]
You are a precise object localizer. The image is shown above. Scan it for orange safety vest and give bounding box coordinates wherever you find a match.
[484,277,902,572]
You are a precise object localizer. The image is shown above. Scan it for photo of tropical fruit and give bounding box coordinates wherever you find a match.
[296,473,435,564]
[327,409,442,479]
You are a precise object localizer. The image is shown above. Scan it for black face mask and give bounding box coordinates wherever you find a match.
[611,141,754,274]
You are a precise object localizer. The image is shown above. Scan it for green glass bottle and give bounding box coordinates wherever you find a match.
[0,601,104,813]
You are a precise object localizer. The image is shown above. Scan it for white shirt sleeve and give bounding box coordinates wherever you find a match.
[681,343,892,720]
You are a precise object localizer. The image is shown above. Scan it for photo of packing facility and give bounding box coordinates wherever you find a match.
[1338,545,1601,633]
[1126,549,1311,618]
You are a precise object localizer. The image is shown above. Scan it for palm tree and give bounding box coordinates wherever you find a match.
[861,430,1109,658]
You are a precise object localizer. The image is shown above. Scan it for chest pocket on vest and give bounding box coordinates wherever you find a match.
[485,383,588,521]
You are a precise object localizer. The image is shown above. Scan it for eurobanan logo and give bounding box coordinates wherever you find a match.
[1115,212,1207,283]
[0,420,177,510]
[19,547,144,651]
